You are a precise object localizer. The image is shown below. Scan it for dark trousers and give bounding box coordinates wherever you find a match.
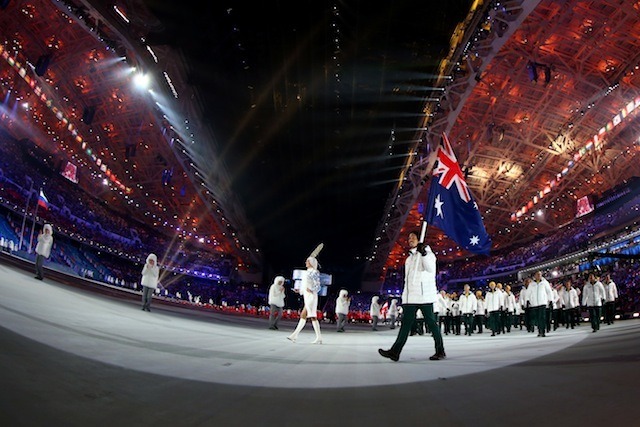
[499,310,507,333]
[545,307,552,332]
[504,311,513,332]
[441,314,452,335]
[564,308,576,328]
[552,308,561,330]
[411,318,425,335]
[488,311,501,335]
[531,305,546,336]
[463,313,474,335]
[269,304,283,328]
[604,302,616,324]
[524,307,534,332]
[473,314,484,333]
[141,286,154,310]
[453,315,461,335]
[588,306,601,331]
[35,254,45,278]
[391,304,444,356]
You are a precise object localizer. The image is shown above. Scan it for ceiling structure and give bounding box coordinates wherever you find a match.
[364,0,640,286]
[3,0,640,288]
[0,0,262,274]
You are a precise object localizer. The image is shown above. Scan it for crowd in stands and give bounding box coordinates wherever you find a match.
[0,130,235,278]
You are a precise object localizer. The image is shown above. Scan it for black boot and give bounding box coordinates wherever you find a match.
[429,352,446,360]
[378,348,399,362]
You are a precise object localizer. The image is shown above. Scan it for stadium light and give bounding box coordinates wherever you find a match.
[133,72,150,90]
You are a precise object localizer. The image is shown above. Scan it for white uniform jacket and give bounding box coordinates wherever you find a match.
[458,292,477,314]
[335,289,351,315]
[485,289,502,312]
[370,296,381,317]
[476,298,486,316]
[402,247,437,304]
[527,278,554,307]
[560,288,579,309]
[582,281,606,307]
[268,283,285,308]
[604,281,618,302]
[504,292,517,313]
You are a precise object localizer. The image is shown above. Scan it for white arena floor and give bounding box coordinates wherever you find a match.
[1,258,639,426]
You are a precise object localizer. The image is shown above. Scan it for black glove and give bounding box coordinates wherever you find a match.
[416,243,427,256]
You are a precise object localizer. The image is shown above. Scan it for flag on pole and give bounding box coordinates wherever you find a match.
[37,189,49,210]
[425,132,491,255]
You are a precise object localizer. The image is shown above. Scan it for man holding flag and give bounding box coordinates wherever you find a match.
[378,229,445,362]
[378,132,491,362]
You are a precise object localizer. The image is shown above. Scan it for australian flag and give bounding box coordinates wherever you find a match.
[425,132,491,255]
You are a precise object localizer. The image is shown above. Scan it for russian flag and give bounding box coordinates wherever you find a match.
[37,189,49,210]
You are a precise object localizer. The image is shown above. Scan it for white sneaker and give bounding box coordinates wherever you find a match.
[311,338,322,344]
[287,336,296,343]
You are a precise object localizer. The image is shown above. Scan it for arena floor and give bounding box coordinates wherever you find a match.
[1,259,639,426]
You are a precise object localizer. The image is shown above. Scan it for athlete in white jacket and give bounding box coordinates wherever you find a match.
[527,271,554,337]
[582,273,606,332]
[458,284,477,336]
[379,230,445,362]
[370,295,381,331]
[602,274,618,325]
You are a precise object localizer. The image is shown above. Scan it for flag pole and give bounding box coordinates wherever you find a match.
[19,182,34,251]
[28,189,41,254]
[419,220,428,244]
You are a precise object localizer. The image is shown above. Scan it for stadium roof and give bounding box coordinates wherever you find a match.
[2,0,640,287]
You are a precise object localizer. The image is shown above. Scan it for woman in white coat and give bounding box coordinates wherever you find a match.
[34,224,53,280]
[370,295,381,331]
[288,256,323,343]
[388,298,399,329]
[335,289,351,332]
[268,276,286,330]
[141,253,159,312]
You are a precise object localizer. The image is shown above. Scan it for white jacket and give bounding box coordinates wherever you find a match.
[560,287,579,309]
[268,276,286,307]
[504,292,517,312]
[141,253,160,289]
[435,293,449,314]
[335,289,350,315]
[458,292,477,314]
[582,281,606,307]
[550,289,561,309]
[370,296,381,317]
[527,278,554,307]
[450,299,460,316]
[476,298,486,316]
[388,299,399,317]
[402,247,437,304]
[35,224,54,258]
[604,281,618,302]
[519,287,529,309]
[485,289,502,312]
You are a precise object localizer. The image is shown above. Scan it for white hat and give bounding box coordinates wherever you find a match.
[273,276,285,286]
